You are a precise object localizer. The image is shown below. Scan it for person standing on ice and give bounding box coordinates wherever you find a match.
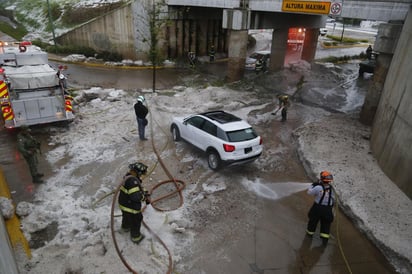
[366,45,373,60]
[306,171,335,246]
[17,125,44,183]
[118,162,151,244]
[273,95,290,122]
[134,95,148,141]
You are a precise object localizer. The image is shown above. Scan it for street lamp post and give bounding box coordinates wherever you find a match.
[151,0,156,93]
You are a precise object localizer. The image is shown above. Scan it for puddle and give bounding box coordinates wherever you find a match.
[29,221,59,249]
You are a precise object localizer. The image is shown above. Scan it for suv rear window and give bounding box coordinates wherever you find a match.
[226,128,257,142]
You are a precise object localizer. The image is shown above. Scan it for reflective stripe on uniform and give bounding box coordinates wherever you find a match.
[320,233,330,239]
[120,185,140,194]
[119,204,141,214]
[306,229,315,235]
[132,235,143,241]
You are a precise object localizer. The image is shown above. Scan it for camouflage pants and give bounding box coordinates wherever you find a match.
[23,154,39,179]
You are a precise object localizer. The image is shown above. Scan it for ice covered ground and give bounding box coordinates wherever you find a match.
[10,59,411,273]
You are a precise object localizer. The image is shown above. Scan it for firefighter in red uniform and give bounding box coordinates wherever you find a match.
[306,171,335,246]
[118,162,151,244]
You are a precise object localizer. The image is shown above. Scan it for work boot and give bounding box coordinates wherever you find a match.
[120,226,130,233]
[131,234,145,244]
[321,237,329,246]
[32,174,44,183]
[33,178,44,184]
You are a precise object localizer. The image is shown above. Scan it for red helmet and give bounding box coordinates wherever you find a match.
[320,171,333,183]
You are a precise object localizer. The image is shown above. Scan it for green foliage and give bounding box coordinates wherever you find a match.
[210,79,225,87]
[317,53,364,63]
[0,5,28,40]
[14,11,42,30]
[0,22,28,40]
[327,35,362,44]
[43,1,62,21]
[31,40,123,62]
[323,41,338,47]
[95,51,123,62]
[46,44,96,57]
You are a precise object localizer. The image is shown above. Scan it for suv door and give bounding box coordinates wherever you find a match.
[196,120,218,151]
[184,116,205,148]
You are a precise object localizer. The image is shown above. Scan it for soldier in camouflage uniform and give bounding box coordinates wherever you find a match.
[17,126,43,183]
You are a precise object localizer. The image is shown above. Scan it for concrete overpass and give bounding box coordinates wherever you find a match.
[166,0,410,81]
[169,0,409,21]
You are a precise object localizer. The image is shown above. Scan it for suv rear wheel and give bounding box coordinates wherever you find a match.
[207,149,221,170]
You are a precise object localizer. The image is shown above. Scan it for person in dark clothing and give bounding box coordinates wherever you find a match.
[17,126,43,183]
[209,45,215,62]
[118,162,151,244]
[255,58,263,74]
[306,171,335,246]
[134,96,148,141]
[188,51,196,68]
[366,45,373,60]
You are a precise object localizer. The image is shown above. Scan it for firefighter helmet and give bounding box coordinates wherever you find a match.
[279,95,288,100]
[137,96,145,103]
[320,171,333,183]
[129,162,148,176]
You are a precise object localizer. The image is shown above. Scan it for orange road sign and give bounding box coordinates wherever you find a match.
[282,0,331,15]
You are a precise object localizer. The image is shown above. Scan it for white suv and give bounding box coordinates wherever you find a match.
[171,111,263,170]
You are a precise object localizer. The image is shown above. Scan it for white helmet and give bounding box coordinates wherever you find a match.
[137,95,145,103]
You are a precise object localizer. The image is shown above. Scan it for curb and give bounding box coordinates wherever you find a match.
[48,54,228,70]
[0,167,31,259]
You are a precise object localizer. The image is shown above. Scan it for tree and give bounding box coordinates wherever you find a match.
[135,0,167,93]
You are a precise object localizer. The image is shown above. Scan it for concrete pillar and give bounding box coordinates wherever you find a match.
[227,29,248,82]
[360,21,403,125]
[176,20,183,57]
[198,20,208,56]
[223,8,250,82]
[270,28,289,71]
[301,28,319,62]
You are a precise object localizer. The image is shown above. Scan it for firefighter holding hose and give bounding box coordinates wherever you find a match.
[118,162,151,244]
[306,171,335,246]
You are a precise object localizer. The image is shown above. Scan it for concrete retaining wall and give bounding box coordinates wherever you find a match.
[56,3,137,59]
[371,7,412,198]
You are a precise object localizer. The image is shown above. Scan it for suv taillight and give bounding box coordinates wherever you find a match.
[259,136,263,145]
[223,144,235,152]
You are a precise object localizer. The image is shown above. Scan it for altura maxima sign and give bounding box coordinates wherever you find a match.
[282,0,332,15]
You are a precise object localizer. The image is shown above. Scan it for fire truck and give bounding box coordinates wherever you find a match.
[0,41,74,128]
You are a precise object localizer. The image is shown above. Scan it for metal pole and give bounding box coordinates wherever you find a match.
[152,0,156,93]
